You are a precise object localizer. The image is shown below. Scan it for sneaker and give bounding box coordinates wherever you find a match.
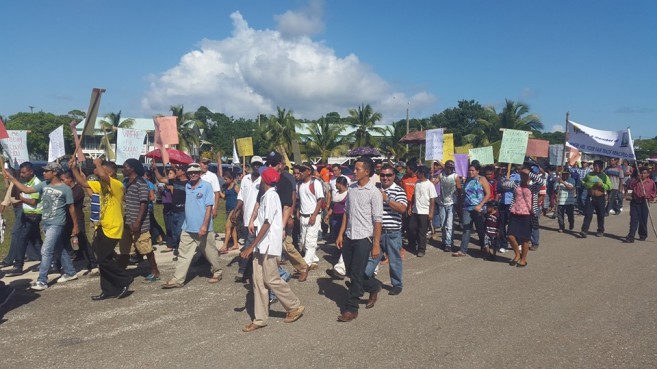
[283,305,305,323]
[596,232,604,237]
[269,296,279,305]
[609,210,616,215]
[57,274,78,283]
[579,232,587,238]
[5,267,23,277]
[616,208,622,215]
[417,251,425,257]
[31,281,48,291]
[498,248,507,253]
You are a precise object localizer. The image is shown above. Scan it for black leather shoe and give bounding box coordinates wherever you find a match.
[116,285,131,299]
[91,292,114,301]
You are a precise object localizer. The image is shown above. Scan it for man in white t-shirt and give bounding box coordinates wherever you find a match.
[330,164,351,198]
[407,166,437,257]
[296,162,325,270]
[230,156,263,282]
[199,157,221,219]
[434,160,461,251]
[240,167,304,332]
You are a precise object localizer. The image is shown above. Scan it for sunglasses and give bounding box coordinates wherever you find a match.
[380,173,395,178]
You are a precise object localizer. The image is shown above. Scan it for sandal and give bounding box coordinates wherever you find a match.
[242,323,266,332]
[509,258,520,266]
[219,248,228,254]
[516,261,528,268]
[208,274,222,283]
[160,248,174,253]
[228,246,240,251]
[143,274,160,283]
[162,279,184,289]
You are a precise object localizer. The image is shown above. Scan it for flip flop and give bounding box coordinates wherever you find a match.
[219,249,229,254]
[143,274,161,283]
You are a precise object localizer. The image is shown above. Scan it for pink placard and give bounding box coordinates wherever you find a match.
[154,116,179,145]
[525,139,549,158]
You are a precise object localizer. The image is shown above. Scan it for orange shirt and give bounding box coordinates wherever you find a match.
[401,174,418,202]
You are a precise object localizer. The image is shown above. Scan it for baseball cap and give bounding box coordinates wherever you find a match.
[42,162,63,174]
[265,151,283,166]
[295,161,313,171]
[186,163,202,173]
[251,156,264,165]
[261,167,280,185]
[199,157,211,164]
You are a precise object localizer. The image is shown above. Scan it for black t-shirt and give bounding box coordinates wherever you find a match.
[256,171,295,208]
[167,179,187,213]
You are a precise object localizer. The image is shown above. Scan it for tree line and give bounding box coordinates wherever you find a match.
[3,99,655,162]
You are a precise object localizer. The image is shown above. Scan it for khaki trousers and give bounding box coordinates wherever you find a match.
[284,234,307,272]
[172,232,223,283]
[252,253,301,327]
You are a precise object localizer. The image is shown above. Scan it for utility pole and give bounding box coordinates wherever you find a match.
[28,106,35,113]
[406,102,410,152]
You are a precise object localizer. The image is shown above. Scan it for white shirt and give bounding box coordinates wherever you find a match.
[255,188,283,256]
[237,174,261,226]
[201,170,221,193]
[298,178,324,215]
[413,179,438,215]
[330,175,351,198]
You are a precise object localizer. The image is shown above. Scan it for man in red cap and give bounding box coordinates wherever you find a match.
[241,167,304,332]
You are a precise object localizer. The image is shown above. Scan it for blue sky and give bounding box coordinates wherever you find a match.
[1,0,656,139]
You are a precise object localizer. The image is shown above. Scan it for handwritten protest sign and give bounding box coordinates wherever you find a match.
[0,130,30,167]
[454,154,469,177]
[425,129,443,161]
[549,144,564,166]
[498,129,529,164]
[154,116,178,145]
[526,139,549,157]
[82,88,105,137]
[469,146,494,165]
[443,133,455,162]
[48,126,66,162]
[236,137,254,157]
[116,128,146,164]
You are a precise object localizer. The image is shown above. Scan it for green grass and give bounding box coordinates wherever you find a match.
[0,179,227,258]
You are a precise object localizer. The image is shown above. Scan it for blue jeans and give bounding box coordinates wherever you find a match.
[238,226,257,277]
[38,224,76,284]
[460,208,485,254]
[14,212,43,268]
[269,266,291,300]
[365,229,403,289]
[165,211,185,249]
[432,198,442,228]
[438,204,454,247]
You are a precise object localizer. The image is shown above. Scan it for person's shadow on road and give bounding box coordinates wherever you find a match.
[316,277,346,309]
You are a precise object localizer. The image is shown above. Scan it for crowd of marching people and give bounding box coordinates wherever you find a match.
[1,150,656,329]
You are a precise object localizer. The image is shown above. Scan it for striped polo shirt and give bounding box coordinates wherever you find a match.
[123,177,150,234]
[382,182,407,230]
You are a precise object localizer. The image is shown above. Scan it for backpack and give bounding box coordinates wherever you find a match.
[299,178,327,209]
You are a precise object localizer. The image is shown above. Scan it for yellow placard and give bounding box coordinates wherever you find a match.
[443,133,454,162]
[455,144,472,154]
[235,137,254,157]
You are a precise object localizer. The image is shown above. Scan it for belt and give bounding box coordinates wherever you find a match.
[300,214,311,217]
[382,228,401,233]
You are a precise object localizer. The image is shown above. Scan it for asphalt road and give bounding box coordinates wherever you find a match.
[1,209,657,369]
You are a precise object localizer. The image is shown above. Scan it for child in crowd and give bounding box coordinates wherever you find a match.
[483,200,500,260]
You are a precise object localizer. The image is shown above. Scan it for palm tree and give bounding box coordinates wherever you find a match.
[347,104,385,148]
[303,116,349,162]
[478,100,543,140]
[99,111,134,160]
[170,105,205,154]
[262,107,299,155]
[379,120,408,159]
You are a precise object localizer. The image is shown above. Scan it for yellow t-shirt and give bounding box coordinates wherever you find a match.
[88,177,124,239]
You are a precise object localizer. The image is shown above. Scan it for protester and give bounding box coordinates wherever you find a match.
[554,169,576,233]
[60,170,97,272]
[153,164,187,257]
[219,171,240,253]
[436,160,461,252]
[580,160,612,238]
[143,170,165,246]
[507,167,544,268]
[407,166,436,257]
[162,163,223,288]
[120,159,160,283]
[240,167,305,332]
[199,157,222,220]
[296,161,325,270]
[0,168,25,269]
[454,164,491,257]
[497,165,521,253]
[5,162,43,277]
[70,157,133,300]
[624,167,657,243]
[336,157,383,322]
[232,156,263,283]
[604,158,625,215]
[483,200,500,260]
[325,176,348,244]
[4,162,79,291]
[365,164,407,295]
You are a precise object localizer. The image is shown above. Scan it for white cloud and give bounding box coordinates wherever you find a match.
[141,10,435,121]
[275,0,324,38]
[551,124,564,132]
